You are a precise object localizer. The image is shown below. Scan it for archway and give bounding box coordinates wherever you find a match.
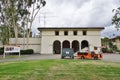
[62,40,70,48]
[81,40,89,51]
[72,40,79,52]
[53,40,61,54]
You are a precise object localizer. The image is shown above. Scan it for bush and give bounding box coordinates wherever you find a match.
[116,50,120,54]
[0,47,4,55]
[20,49,34,55]
[0,47,34,55]
[102,48,113,53]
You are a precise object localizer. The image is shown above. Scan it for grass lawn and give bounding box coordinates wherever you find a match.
[0,59,120,80]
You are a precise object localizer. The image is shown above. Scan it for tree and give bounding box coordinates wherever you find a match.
[17,0,46,49]
[0,0,46,47]
[22,0,46,49]
[112,7,120,29]
[0,0,22,45]
[109,40,117,52]
[0,25,9,45]
[101,37,110,48]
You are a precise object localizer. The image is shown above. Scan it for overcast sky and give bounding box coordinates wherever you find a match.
[32,0,120,37]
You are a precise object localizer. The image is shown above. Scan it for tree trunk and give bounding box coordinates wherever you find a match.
[12,12,18,46]
[14,25,18,45]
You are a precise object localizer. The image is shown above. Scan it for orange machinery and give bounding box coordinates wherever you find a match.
[77,51,103,59]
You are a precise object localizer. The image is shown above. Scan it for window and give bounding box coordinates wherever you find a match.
[83,30,87,36]
[55,31,59,36]
[64,31,68,36]
[73,31,77,35]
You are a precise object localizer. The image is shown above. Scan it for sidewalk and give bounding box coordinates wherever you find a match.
[102,53,120,62]
[0,54,61,62]
[0,53,120,62]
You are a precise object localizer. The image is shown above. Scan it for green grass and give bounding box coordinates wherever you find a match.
[0,60,120,80]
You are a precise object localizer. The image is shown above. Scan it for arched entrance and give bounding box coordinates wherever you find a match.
[53,40,61,54]
[81,40,89,51]
[62,40,70,48]
[72,40,79,52]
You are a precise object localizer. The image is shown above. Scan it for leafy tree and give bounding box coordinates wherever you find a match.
[0,0,46,47]
[0,25,9,45]
[0,0,22,45]
[22,0,46,49]
[112,7,120,29]
[101,37,110,48]
[109,41,117,51]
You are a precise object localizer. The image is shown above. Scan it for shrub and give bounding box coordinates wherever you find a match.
[0,47,34,55]
[116,50,120,54]
[102,48,113,53]
[20,49,34,55]
[0,47,4,55]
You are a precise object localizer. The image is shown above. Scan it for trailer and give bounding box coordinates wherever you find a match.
[77,51,103,59]
[61,48,74,59]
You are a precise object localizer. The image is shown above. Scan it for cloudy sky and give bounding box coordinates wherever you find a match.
[32,0,120,37]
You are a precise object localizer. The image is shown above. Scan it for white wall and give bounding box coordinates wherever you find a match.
[9,29,102,54]
[9,38,41,53]
[40,29,102,54]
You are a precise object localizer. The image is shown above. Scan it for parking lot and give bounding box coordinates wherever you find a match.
[0,53,120,62]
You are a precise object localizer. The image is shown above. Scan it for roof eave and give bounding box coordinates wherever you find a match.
[38,27,104,30]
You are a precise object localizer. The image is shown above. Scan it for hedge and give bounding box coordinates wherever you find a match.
[20,49,34,55]
[0,47,34,55]
[0,47,4,55]
[116,50,120,54]
[102,48,113,53]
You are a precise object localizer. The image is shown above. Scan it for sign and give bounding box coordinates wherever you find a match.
[3,45,20,58]
[66,51,69,54]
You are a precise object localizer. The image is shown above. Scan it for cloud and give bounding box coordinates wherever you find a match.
[32,0,120,36]
[41,0,119,26]
[101,25,120,38]
[89,0,120,26]
[43,0,91,27]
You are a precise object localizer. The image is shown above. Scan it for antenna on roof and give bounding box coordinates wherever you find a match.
[39,11,56,27]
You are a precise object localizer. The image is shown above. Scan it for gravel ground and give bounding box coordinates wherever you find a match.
[0,53,120,62]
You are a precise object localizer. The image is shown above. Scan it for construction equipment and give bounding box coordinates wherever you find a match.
[77,51,103,59]
[61,48,74,59]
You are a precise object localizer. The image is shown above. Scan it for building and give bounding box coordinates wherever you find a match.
[37,27,104,54]
[9,27,104,54]
[112,36,120,50]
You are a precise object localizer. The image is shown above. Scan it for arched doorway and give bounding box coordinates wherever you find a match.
[81,40,89,51]
[72,40,79,52]
[53,40,61,54]
[62,40,70,48]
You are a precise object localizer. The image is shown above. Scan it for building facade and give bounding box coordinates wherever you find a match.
[9,27,104,54]
[112,36,120,50]
[38,27,104,54]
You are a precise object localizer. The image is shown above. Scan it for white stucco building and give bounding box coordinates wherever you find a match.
[9,27,104,54]
[38,27,104,54]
